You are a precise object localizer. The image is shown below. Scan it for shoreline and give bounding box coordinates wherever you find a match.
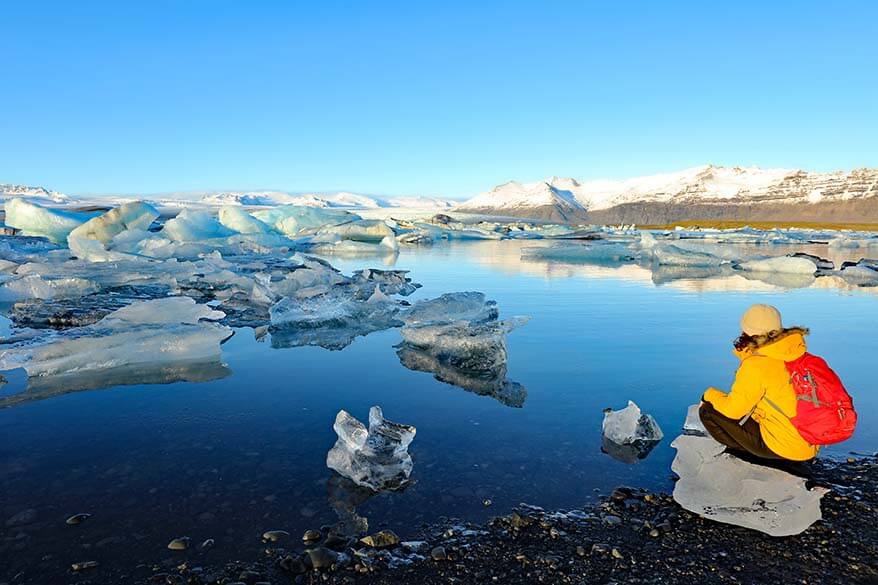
[60,455,876,585]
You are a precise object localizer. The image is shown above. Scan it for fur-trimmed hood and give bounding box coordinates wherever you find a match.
[736,326,809,351]
[733,327,809,362]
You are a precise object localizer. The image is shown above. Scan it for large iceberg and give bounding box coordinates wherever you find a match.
[671,403,827,537]
[326,406,416,491]
[66,201,159,262]
[4,198,97,243]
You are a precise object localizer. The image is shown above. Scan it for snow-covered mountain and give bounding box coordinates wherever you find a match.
[199,190,454,210]
[456,165,878,224]
[0,184,70,205]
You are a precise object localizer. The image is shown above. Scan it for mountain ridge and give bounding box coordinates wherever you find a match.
[455,165,878,224]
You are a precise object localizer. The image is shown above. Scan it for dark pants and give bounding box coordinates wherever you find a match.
[698,401,782,460]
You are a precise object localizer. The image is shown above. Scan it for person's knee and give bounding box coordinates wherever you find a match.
[698,401,716,425]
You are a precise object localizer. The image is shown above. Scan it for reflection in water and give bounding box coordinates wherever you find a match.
[326,474,379,536]
[601,435,661,464]
[396,344,527,407]
[269,315,402,351]
[0,359,231,408]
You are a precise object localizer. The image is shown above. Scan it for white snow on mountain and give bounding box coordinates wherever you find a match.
[457,165,878,214]
[0,184,70,205]
[200,191,454,210]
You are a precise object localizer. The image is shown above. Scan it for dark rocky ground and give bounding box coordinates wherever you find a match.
[17,455,875,585]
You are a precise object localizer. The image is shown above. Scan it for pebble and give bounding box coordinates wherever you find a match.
[200,538,215,551]
[603,515,622,526]
[611,548,624,559]
[576,545,587,557]
[359,530,400,548]
[431,546,448,561]
[483,499,493,507]
[591,543,611,555]
[307,546,338,569]
[71,560,99,571]
[262,530,290,543]
[302,529,321,544]
[649,528,661,538]
[167,537,190,551]
[66,513,92,526]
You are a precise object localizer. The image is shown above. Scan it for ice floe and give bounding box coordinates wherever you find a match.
[0,297,232,403]
[3,198,97,243]
[326,406,416,491]
[671,403,827,537]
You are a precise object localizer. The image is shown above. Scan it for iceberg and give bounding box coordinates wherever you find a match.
[218,206,272,234]
[326,406,416,491]
[317,219,395,242]
[736,255,819,275]
[0,297,232,381]
[397,292,528,395]
[521,242,634,263]
[251,205,358,237]
[652,244,727,267]
[66,201,159,262]
[161,209,236,242]
[601,401,663,463]
[268,271,411,350]
[671,403,827,537]
[3,198,97,243]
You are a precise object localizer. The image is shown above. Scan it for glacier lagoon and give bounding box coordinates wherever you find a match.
[1,238,877,577]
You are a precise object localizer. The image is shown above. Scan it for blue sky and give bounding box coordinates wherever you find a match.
[1,1,876,199]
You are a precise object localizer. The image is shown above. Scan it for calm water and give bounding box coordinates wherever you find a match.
[2,240,877,581]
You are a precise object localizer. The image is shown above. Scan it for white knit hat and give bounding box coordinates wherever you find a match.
[740,304,782,336]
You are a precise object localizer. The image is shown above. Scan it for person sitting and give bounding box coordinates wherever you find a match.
[699,304,818,462]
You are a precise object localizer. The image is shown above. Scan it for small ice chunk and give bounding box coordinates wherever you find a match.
[601,401,663,463]
[682,403,708,436]
[326,406,416,491]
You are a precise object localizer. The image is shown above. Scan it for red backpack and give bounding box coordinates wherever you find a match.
[782,353,857,445]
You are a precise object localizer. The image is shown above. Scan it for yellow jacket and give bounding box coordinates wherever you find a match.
[703,328,819,461]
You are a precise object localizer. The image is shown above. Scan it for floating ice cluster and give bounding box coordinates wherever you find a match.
[522,226,878,290]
